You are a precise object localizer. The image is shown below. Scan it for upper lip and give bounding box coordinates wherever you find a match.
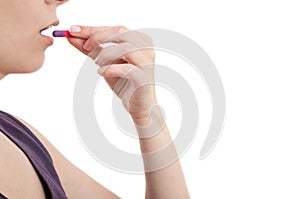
[40,20,59,33]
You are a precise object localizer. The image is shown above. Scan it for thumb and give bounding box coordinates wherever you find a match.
[66,25,93,55]
[67,37,102,60]
[67,37,90,56]
[67,25,108,56]
[67,25,91,55]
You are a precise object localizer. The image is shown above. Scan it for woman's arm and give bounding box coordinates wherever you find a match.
[16,25,190,198]
[68,25,190,198]
[135,109,190,199]
[17,117,120,199]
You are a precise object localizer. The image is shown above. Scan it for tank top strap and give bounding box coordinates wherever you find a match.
[0,110,67,199]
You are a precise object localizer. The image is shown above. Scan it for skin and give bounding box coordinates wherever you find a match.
[0,0,190,198]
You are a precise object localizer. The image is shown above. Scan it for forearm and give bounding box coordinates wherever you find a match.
[133,109,190,199]
[67,25,189,198]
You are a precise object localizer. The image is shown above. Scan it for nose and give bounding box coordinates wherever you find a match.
[52,20,60,26]
[56,0,69,6]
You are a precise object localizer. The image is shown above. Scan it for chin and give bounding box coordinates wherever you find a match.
[17,54,45,74]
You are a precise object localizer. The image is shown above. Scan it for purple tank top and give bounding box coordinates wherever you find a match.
[0,110,67,199]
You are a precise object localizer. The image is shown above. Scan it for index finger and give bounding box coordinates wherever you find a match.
[67,25,130,56]
[66,25,108,56]
[69,25,123,39]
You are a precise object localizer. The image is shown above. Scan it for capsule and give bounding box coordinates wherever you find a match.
[52,30,71,37]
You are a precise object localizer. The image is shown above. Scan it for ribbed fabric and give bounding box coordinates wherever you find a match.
[0,110,67,199]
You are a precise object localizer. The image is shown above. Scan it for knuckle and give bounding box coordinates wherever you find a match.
[114,25,129,33]
[89,33,101,45]
[99,54,113,66]
[149,50,155,60]
[135,32,154,49]
[141,33,153,45]
[95,55,103,66]
[122,42,136,52]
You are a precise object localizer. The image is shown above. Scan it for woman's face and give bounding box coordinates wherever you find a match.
[0,0,68,78]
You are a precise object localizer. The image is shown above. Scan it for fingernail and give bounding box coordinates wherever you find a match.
[98,66,107,74]
[70,25,81,33]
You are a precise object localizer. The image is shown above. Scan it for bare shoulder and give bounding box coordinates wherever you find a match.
[0,129,46,198]
[15,116,120,199]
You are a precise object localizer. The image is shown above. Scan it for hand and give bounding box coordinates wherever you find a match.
[67,26,158,126]
[68,26,190,198]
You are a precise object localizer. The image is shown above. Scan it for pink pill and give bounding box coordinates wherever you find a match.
[52,30,71,37]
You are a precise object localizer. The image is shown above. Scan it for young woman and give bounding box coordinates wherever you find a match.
[0,0,190,198]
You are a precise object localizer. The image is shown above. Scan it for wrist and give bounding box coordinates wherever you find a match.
[128,95,159,126]
[132,105,166,139]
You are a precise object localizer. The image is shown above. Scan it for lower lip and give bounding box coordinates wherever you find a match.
[41,35,54,45]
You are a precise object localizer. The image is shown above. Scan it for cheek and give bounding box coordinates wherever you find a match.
[0,0,48,75]
[0,37,46,74]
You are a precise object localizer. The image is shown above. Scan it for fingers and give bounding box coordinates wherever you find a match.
[67,25,153,55]
[98,63,137,94]
[67,37,90,56]
[98,64,147,105]
[83,28,153,52]
[67,25,158,116]
[98,63,136,78]
[95,42,153,67]
[69,25,110,39]
[98,63,154,97]
[67,25,155,95]
[67,25,115,56]
[68,25,128,52]
[67,25,107,55]
[67,25,155,75]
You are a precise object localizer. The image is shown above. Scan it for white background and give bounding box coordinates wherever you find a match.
[1,0,300,198]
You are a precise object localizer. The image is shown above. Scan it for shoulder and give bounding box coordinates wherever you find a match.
[0,116,48,198]
[15,116,120,199]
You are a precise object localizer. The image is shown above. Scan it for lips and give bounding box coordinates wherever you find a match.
[39,21,59,45]
[40,25,54,37]
[40,20,59,36]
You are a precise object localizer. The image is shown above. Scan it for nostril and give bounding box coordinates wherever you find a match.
[53,20,60,26]
[56,0,69,5]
